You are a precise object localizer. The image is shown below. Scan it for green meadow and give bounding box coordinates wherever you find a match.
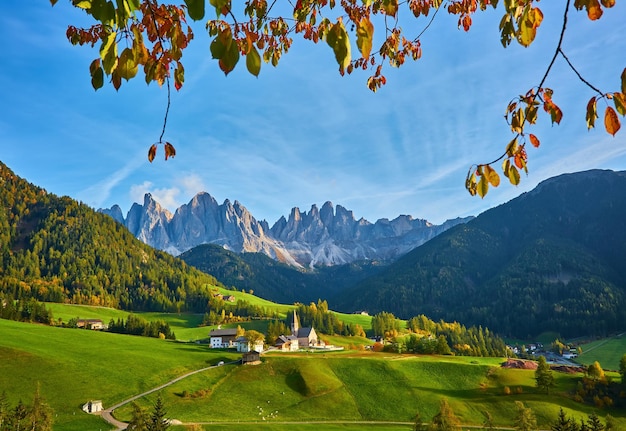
[577,334,626,370]
[2,318,625,431]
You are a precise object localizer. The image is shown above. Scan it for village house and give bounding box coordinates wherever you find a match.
[275,335,299,352]
[76,319,105,330]
[235,336,264,353]
[209,328,238,348]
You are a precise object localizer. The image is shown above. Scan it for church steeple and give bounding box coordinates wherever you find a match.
[291,309,299,336]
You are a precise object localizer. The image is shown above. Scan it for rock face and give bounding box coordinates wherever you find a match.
[100,193,470,267]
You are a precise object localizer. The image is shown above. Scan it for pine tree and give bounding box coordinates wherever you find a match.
[27,384,53,431]
[514,401,537,431]
[126,402,148,431]
[430,398,461,431]
[535,355,555,395]
[147,395,169,431]
[551,408,574,431]
[586,412,605,431]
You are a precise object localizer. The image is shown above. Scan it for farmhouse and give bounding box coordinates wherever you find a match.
[276,335,299,352]
[76,319,105,330]
[236,336,264,353]
[209,328,238,348]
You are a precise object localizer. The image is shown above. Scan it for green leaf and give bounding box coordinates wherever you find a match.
[72,1,92,9]
[326,20,351,72]
[210,36,227,59]
[89,59,104,90]
[614,92,626,116]
[507,164,521,185]
[117,47,138,80]
[91,0,116,23]
[246,46,262,77]
[219,37,240,75]
[356,18,374,59]
[184,0,205,20]
[210,0,230,17]
[99,31,118,75]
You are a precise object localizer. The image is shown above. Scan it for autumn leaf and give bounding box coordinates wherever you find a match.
[164,142,176,160]
[529,134,540,148]
[600,0,615,7]
[148,144,157,162]
[356,18,374,59]
[484,165,500,187]
[118,47,138,81]
[604,106,621,136]
[622,68,626,94]
[585,96,598,129]
[586,0,603,20]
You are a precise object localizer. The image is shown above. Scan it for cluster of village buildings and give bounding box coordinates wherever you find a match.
[208,310,329,354]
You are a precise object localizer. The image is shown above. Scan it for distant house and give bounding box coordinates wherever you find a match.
[563,352,578,359]
[242,350,261,365]
[76,319,105,330]
[235,336,264,353]
[82,400,103,414]
[209,328,238,348]
[276,335,299,352]
[213,293,236,302]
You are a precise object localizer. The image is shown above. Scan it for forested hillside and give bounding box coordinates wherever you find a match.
[179,243,384,304]
[335,170,626,339]
[0,161,221,312]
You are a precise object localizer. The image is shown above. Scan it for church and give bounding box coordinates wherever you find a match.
[276,310,322,350]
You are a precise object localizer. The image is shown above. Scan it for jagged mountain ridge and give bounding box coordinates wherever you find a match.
[101,192,471,267]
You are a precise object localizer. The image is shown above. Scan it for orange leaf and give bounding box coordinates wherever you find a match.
[148,144,157,162]
[604,106,621,136]
[529,134,540,148]
[601,0,615,7]
[164,142,177,160]
[586,0,603,20]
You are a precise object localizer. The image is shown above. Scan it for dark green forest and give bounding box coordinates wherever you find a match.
[0,162,221,313]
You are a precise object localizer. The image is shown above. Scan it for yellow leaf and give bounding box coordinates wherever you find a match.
[604,106,621,136]
[326,20,351,72]
[477,175,489,198]
[621,68,626,94]
[484,165,501,187]
[613,92,626,116]
[356,18,374,59]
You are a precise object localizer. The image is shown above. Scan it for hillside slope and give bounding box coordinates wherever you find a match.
[0,161,220,312]
[335,170,626,339]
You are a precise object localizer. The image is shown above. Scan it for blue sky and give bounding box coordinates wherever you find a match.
[2,1,625,225]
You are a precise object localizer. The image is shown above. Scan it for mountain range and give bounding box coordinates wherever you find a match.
[101,193,470,267]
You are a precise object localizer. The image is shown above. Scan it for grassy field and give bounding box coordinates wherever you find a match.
[576,333,626,370]
[3,317,625,431]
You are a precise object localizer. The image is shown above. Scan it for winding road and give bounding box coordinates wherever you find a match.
[100,363,228,430]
